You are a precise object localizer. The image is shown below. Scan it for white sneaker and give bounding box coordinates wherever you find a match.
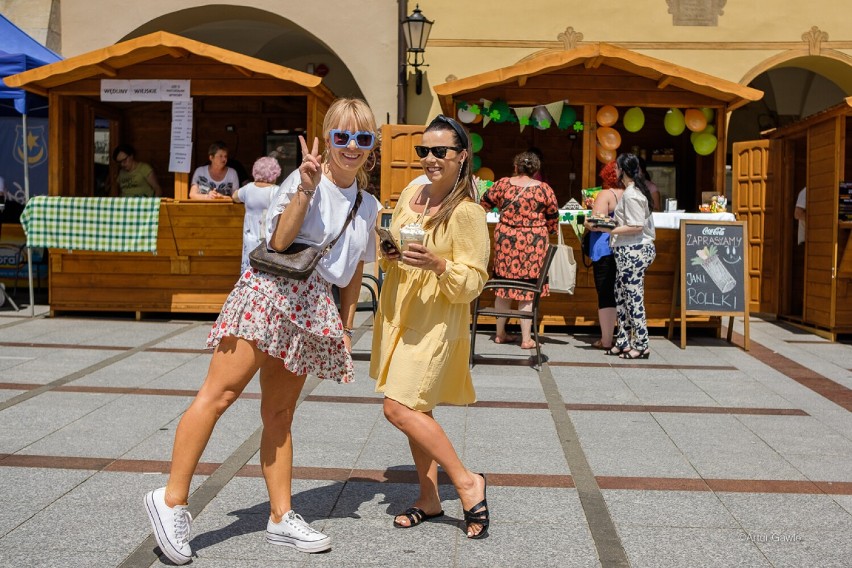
[144,487,193,565]
[266,510,331,553]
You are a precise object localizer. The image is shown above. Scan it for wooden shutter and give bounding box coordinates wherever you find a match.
[379,124,424,207]
[804,118,840,329]
[732,139,770,314]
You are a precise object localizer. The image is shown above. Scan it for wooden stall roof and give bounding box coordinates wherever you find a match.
[434,42,762,113]
[2,30,335,103]
[766,96,852,139]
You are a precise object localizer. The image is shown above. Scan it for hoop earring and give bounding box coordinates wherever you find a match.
[364,151,378,172]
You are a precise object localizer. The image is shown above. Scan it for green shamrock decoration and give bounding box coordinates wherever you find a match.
[519,116,531,126]
[573,121,584,131]
[469,104,480,114]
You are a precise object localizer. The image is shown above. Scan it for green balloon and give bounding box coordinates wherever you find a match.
[472,154,482,171]
[701,107,715,122]
[664,108,686,136]
[691,124,716,145]
[693,133,718,155]
[470,132,483,153]
[488,99,512,123]
[558,106,578,130]
[623,107,645,132]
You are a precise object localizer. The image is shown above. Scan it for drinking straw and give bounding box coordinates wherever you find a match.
[415,197,430,225]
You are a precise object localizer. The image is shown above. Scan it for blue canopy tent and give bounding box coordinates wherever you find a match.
[0,14,61,312]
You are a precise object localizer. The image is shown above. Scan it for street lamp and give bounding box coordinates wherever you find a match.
[401,4,433,95]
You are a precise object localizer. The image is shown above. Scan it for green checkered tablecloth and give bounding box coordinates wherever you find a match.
[20,196,162,252]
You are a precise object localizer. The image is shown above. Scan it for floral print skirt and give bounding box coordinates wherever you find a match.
[206,269,354,383]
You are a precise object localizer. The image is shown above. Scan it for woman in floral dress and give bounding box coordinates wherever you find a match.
[143,98,380,563]
[480,151,560,349]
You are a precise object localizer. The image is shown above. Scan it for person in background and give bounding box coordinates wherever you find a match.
[112,144,162,197]
[232,156,280,274]
[480,151,559,349]
[189,141,240,199]
[792,186,807,314]
[584,161,625,350]
[371,115,491,539]
[605,153,656,359]
[528,146,548,183]
[637,157,661,212]
[794,187,807,245]
[143,98,380,564]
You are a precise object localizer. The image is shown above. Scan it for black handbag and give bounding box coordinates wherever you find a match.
[249,191,362,280]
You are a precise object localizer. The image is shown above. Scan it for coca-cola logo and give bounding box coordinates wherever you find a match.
[702,227,725,236]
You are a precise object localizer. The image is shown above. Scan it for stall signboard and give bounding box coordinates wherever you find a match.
[675,220,749,349]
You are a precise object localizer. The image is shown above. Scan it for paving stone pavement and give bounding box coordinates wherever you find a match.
[0,304,850,567]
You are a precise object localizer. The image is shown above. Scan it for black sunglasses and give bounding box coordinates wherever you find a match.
[414,145,463,159]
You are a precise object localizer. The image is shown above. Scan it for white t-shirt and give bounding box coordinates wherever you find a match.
[235,182,276,274]
[266,170,379,287]
[796,187,806,245]
[191,166,240,196]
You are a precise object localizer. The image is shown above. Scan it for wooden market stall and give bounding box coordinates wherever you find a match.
[381,43,763,329]
[4,31,335,315]
[733,97,852,339]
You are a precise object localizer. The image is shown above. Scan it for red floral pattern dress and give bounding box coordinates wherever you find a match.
[206,267,353,383]
[481,177,560,301]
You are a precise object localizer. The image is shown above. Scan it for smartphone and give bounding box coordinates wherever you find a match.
[375,227,400,255]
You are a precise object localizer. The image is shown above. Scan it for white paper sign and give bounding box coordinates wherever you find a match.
[160,80,190,100]
[129,80,161,101]
[169,142,192,173]
[100,80,132,101]
[169,99,194,173]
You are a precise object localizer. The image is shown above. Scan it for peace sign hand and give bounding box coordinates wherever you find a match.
[298,135,322,191]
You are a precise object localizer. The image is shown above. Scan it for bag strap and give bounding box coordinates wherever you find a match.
[500,178,534,212]
[321,190,363,255]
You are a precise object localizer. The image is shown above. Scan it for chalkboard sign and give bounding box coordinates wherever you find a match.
[676,220,749,349]
[682,221,746,313]
[379,208,394,228]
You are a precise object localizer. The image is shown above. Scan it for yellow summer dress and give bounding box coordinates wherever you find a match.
[370,184,491,411]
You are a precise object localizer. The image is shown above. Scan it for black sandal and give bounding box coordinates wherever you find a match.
[619,349,650,359]
[393,507,444,528]
[605,346,626,356]
[463,473,490,539]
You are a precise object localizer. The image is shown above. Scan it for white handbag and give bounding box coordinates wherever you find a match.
[547,227,577,294]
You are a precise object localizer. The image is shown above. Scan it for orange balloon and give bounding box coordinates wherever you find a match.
[596,144,616,164]
[596,126,622,151]
[596,105,618,127]
[472,113,483,124]
[477,167,495,181]
[685,108,707,132]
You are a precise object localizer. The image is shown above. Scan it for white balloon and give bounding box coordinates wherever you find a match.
[532,106,553,129]
[457,108,477,123]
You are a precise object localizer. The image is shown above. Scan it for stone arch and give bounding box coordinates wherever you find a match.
[729,49,852,147]
[120,5,364,100]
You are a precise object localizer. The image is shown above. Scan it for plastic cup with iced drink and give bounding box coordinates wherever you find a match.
[399,222,426,251]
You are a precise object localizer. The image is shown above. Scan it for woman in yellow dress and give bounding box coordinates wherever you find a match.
[370,115,491,539]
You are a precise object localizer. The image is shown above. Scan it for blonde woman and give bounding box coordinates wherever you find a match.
[144,98,380,563]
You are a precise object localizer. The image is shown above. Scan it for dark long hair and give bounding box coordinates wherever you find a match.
[421,115,476,231]
[616,153,653,205]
